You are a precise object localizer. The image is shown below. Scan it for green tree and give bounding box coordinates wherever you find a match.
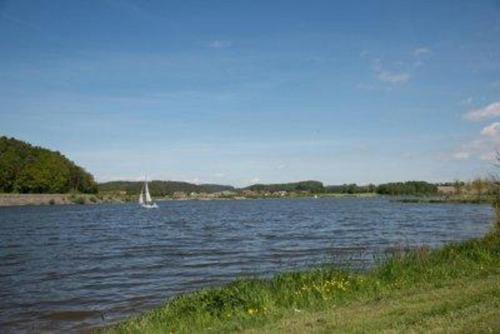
[0,136,97,194]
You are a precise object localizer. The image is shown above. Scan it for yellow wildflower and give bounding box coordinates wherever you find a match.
[247,308,257,315]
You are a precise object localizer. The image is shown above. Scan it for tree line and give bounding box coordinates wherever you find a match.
[326,181,437,195]
[375,181,438,195]
[98,181,234,196]
[0,136,97,193]
[245,180,325,193]
[245,181,438,196]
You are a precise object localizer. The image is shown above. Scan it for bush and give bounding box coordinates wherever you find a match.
[72,196,86,205]
[376,181,438,196]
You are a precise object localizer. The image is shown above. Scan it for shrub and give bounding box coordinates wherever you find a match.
[72,196,86,205]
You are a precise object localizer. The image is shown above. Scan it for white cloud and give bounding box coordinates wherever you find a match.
[376,71,410,84]
[481,122,500,137]
[454,102,500,161]
[464,102,500,121]
[453,103,500,161]
[373,59,410,84]
[413,47,431,56]
[451,136,500,162]
[411,47,432,68]
[356,83,391,92]
[208,40,232,48]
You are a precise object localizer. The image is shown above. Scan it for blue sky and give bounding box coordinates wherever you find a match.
[1,0,500,186]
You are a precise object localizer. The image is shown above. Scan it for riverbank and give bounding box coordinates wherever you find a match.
[0,192,492,207]
[0,193,130,207]
[0,192,375,207]
[102,228,500,333]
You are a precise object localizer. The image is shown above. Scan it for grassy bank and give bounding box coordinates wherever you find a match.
[394,194,493,204]
[103,228,500,333]
[0,193,133,207]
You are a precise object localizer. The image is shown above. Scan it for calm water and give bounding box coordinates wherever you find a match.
[0,198,494,333]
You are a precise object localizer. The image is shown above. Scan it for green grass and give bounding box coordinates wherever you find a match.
[102,229,500,334]
[395,195,493,205]
[244,274,500,333]
[69,194,86,205]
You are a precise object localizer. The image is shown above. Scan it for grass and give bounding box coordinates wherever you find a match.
[245,274,500,333]
[70,195,86,205]
[102,228,500,334]
[395,194,493,204]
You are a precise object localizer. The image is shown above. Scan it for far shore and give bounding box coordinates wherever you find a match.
[0,192,490,207]
[0,192,376,207]
[0,193,127,207]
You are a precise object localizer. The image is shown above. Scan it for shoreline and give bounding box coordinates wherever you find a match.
[0,192,490,207]
[0,193,128,207]
[0,193,377,207]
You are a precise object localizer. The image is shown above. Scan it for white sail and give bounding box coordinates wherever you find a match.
[139,176,158,208]
[145,182,152,203]
[138,191,144,204]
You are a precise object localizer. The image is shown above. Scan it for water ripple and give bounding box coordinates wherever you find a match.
[0,198,493,333]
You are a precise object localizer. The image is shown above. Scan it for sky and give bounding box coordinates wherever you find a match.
[1,0,500,186]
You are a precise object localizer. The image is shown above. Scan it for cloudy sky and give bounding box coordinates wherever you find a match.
[1,0,499,186]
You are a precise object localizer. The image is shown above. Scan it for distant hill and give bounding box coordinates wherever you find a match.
[98,180,234,196]
[244,180,325,193]
[0,136,97,193]
[99,179,440,197]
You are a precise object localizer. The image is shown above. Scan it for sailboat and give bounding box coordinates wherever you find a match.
[139,177,158,209]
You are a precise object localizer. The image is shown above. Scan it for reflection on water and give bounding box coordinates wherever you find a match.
[0,198,493,332]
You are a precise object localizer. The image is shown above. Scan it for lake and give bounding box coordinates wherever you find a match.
[0,198,494,332]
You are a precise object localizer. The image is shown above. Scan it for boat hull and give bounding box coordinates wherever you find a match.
[140,203,158,209]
